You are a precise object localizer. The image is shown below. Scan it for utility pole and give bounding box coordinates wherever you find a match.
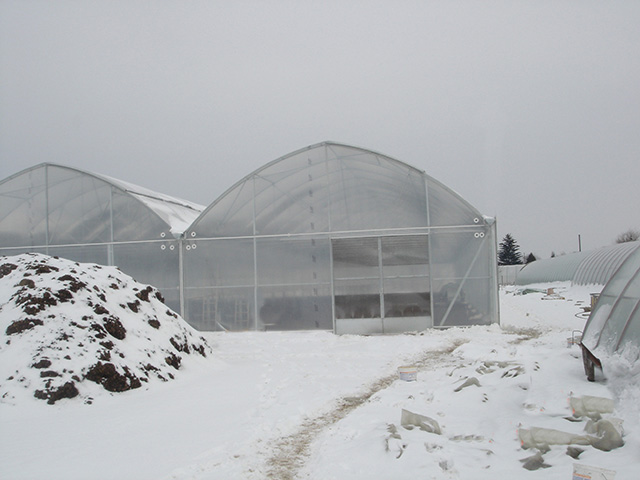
[578,234,582,252]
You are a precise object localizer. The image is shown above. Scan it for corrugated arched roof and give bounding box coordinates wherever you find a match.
[582,245,640,358]
[515,242,640,286]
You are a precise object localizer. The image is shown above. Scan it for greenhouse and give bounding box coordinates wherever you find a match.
[0,142,499,334]
[0,163,203,313]
[515,242,640,286]
[581,243,640,380]
[182,142,499,333]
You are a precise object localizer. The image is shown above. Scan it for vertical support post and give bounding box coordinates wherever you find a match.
[329,238,336,333]
[324,143,332,232]
[424,177,434,328]
[252,175,259,330]
[108,187,114,265]
[178,237,185,321]
[488,220,500,325]
[378,237,385,333]
[325,144,337,333]
[44,164,50,255]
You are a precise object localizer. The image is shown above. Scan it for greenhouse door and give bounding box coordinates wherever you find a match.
[332,235,432,334]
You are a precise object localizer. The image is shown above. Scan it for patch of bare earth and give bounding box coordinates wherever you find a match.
[264,339,468,480]
[501,326,544,344]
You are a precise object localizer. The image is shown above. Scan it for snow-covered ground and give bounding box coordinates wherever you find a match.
[1,255,637,479]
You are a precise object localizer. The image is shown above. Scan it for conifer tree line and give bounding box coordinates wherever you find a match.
[497,227,640,267]
[498,233,523,265]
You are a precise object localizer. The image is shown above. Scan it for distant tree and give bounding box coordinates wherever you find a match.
[498,234,523,265]
[525,253,537,264]
[615,229,640,244]
[551,252,556,258]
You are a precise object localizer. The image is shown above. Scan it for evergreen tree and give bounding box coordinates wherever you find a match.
[498,234,523,265]
[525,252,537,264]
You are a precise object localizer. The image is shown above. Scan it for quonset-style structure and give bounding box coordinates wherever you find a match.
[0,163,203,312]
[1,142,499,334]
[581,242,640,380]
[515,242,640,286]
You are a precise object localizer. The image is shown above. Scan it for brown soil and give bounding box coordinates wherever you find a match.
[34,381,79,404]
[5,318,44,335]
[85,362,141,392]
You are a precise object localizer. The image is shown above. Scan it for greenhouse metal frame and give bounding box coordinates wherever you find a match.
[0,163,202,313]
[1,142,499,334]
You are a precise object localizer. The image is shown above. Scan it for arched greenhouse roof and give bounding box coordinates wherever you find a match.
[515,242,640,286]
[0,163,203,247]
[187,141,488,239]
[582,244,640,360]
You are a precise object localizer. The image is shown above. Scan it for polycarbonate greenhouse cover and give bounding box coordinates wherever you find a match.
[188,142,486,237]
[0,164,203,246]
[515,242,640,286]
[0,143,499,333]
[181,141,498,332]
[96,174,204,235]
[582,243,640,360]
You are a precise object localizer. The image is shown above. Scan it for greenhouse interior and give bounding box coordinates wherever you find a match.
[0,142,499,334]
[581,242,640,380]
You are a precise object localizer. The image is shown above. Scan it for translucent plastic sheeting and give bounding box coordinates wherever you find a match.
[2,144,499,334]
[0,167,48,246]
[189,143,431,238]
[184,142,498,332]
[0,164,202,246]
[0,164,190,315]
[583,246,640,357]
[574,242,640,286]
[430,229,496,326]
[516,242,639,287]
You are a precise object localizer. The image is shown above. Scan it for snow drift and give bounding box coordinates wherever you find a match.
[0,253,211,405]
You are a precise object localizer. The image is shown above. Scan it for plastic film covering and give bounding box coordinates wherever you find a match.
[0,164,185,310]
[0,164,196,245]
[190,143,432,237]
[582,246,640,359]
[516,242,640,286]
[1,144,499,334]
[573,242,640,286]
[515,252,585,285]
[185,142,498,332]
[0,166,48,247]
[426,176,483,227]
[430,227,497,326]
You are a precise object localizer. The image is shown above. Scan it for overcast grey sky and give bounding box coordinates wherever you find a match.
[1,1,639,258]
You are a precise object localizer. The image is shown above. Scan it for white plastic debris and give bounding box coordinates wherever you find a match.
[570,395,615,417]
[400,409,441,435]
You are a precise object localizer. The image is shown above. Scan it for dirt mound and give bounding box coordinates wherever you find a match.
[0,253,211,404]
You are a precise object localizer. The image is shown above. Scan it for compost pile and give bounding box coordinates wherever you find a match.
[0,253,211,404]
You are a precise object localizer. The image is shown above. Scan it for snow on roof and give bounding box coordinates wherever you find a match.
[94,174,205,235]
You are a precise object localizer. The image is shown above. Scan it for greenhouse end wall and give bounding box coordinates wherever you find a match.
[181,142,499,333]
